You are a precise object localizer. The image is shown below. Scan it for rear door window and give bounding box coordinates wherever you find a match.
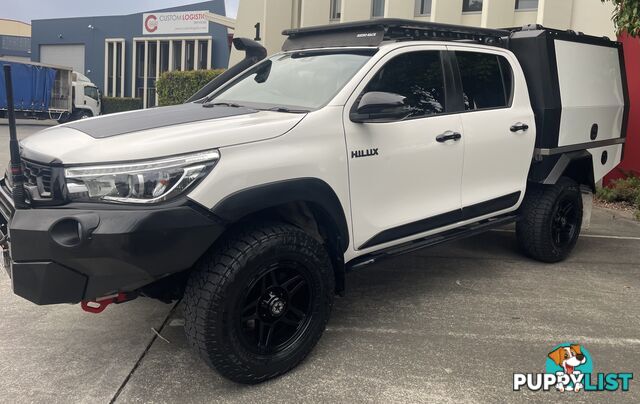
[455,51,513,111]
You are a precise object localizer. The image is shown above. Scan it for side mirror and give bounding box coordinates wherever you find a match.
[254,60,272,83]
[350,91,409,123]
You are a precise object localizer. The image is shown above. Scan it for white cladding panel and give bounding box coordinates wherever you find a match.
[554,40,624,147]
[589,144,623,183]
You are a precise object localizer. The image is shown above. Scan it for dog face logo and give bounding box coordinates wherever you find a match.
[547,344,589,392]
[549,344,586,373]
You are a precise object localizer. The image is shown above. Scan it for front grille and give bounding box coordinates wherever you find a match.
[4,159,60,203]
[22,160,53,194]
[0,180,15,220]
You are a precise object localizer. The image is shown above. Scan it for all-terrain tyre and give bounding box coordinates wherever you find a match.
[516,177,583,263]
[183,222,334,384]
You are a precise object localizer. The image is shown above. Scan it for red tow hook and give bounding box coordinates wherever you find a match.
[81,292,135,314]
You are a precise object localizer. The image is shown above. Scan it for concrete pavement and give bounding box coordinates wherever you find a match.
[0,121,638,403]
[114,221,640,404]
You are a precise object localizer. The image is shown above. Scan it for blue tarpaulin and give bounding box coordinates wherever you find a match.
[0,62,57,112]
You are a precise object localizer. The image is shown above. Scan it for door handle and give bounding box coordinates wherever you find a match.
[436,131,462,143]
[510,122,529,132]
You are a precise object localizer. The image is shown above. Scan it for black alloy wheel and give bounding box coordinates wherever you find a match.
[237,260,314,355]
[550,198,580,250]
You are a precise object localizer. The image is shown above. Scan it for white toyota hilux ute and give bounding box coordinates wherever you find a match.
[0,20,628,383]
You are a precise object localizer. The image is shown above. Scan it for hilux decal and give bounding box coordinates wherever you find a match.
[351,148,379,159]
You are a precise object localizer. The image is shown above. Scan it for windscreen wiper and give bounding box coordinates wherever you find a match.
[266,106,309,113]
[202,101,244,108]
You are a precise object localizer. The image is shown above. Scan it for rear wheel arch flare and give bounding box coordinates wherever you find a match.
[535,151,595,192]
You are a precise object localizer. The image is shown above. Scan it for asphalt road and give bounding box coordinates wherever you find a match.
[0,120,639,403]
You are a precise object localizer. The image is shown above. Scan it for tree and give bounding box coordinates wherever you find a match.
[602,0,640,36]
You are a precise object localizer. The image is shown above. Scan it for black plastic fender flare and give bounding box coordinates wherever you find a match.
[210,178,350,252]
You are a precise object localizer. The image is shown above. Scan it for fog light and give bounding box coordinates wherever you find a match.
[49,218,82,247]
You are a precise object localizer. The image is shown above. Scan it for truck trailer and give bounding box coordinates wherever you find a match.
[0,59,100,122]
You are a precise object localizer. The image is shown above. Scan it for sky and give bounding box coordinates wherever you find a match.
[2,0,239,23]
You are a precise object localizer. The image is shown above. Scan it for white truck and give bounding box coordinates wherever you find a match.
[0,20,628,384]
[0,59,100,122]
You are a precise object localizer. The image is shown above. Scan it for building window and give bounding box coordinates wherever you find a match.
[372,0,385,18]
[415,0,432,15]
[133,37,212,108]
[107,44,114,93]
[115,44,122,95]
[330,0,342,20]
[105,40,125,97]
[136,42,145,78]
[160,41,170,74]
[185,40,195,70]
[172,41,182,71]
[198,40,208,70]
[1,35,31,54]
[148,42,157,79]
[462,0,483,12]
[515,0,538,10]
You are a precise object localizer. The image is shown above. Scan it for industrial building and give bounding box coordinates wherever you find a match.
[0,19,31,61]
[30,1,230,108]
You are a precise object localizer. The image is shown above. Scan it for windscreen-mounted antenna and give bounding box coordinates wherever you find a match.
[187,37,267,103]
[2,65,28,209]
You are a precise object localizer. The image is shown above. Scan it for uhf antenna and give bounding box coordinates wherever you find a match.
[3,64,28,209]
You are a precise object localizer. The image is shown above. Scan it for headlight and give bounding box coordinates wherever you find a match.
[64,150,220,204]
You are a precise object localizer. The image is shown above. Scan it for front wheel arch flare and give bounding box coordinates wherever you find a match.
[210,178,350,252]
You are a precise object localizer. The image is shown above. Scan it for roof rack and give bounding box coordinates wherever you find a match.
[282,18,510,51]
[505,23,617,47]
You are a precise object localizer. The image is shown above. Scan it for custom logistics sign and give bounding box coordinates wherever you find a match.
[143,11,209,35]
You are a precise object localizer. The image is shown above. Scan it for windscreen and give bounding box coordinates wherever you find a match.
[210,50,375,111]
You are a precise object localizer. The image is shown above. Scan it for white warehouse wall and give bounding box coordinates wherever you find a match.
[482,0,516,28]
[300,0,331,27]
[571,0,617,39]
[432,0,464,24]
[384,0,415,19]
[230,0,617,65]
[537,0,574,30]
[341,0,373,21]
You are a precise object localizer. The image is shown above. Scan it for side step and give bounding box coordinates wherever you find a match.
[347,214,518,271]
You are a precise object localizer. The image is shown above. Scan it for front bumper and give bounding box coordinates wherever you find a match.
[0,181,224,305]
